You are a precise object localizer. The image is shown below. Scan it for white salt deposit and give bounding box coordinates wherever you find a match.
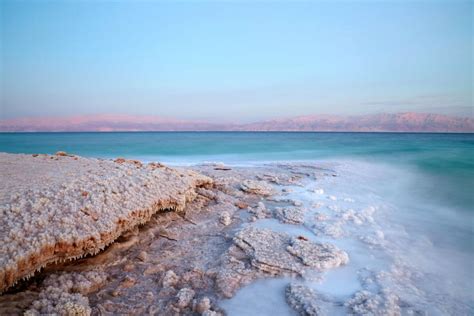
[221,160,474,315]
[0,153,212,292]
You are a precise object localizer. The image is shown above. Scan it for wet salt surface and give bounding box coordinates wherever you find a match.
[220,278,297,316]
[221,160,474,315]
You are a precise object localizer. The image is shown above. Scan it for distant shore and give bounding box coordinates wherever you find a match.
[1,112,473,133]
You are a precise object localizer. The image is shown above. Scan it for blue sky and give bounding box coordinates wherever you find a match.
[1,0,472,122]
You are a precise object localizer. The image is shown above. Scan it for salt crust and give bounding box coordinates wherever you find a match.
[0,153,212,292]
[233,227,348,275]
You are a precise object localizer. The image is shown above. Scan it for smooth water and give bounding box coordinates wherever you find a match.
[1,132,473,314]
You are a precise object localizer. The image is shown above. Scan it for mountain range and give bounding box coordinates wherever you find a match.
[0,112,472,132]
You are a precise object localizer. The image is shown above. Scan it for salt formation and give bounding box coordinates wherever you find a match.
[24,270,107,316]
[233,227,348,275]
[219,211,232,226]
[249,201,269,220]
[286,237,349,270]
[312,221,345,238]
[240,180,275,196]
[0,153,212,292]
[162,270,180,288]
[275,206,306,224]
[175,287,195,308]
[345,290,401,316]
[285,283,321,316]
[234,227,302,274]
[196,297,212,313]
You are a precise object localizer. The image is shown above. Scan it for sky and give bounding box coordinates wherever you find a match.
[0,0,472,122]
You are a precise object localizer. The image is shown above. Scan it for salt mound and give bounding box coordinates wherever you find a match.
[345,290,401,315]
[233,227,348,275]
[275,206,306,225]
[240,180,275,196]
[287,237,349,270]
[0,153,212,292]
[285,283,321,315]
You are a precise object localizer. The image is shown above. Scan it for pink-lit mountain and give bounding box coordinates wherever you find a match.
[0,113,472,132]
[238,113,474,132]
[0,114,231,132]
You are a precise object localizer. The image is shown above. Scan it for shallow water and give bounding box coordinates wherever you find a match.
[1,132,473,314]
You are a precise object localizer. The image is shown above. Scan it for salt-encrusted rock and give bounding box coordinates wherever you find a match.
[235,201,249,209]
[0,153,212,292]
[214,253,254,298]
[233,227,302,274]
[137,251,148,262]
[240,180,275,196]
[25,291,91,316]
[345,290,401,316]
[286,237,349,270]
[120,275,136,288]
[256,173,282,184]
[195,296,211,313]
[312,222,345,238]
[113,157,126,163]
[162,270,179,288]
[24,270,107,316]
[176,287,195,308]
[285,283,321,316]
[249,201,269,220]
[233,227,348,275]
[275,207,306,224]
[197,187,217,200]
[55,151,69,157]
[219,211,232,226]
[41,270,108,295]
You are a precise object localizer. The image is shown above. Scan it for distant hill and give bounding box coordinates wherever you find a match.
[0,114,231,132]
[238,113,474,132]
[0,112,472,132]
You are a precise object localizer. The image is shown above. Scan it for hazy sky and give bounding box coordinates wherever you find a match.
[1,0,472,122]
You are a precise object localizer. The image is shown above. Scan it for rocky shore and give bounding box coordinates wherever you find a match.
[0,153,409,315]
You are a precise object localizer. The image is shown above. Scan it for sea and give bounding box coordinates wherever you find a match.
[1,132,473,314]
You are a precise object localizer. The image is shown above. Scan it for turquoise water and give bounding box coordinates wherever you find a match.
[1,132,473,313]
[1,132,473,211]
